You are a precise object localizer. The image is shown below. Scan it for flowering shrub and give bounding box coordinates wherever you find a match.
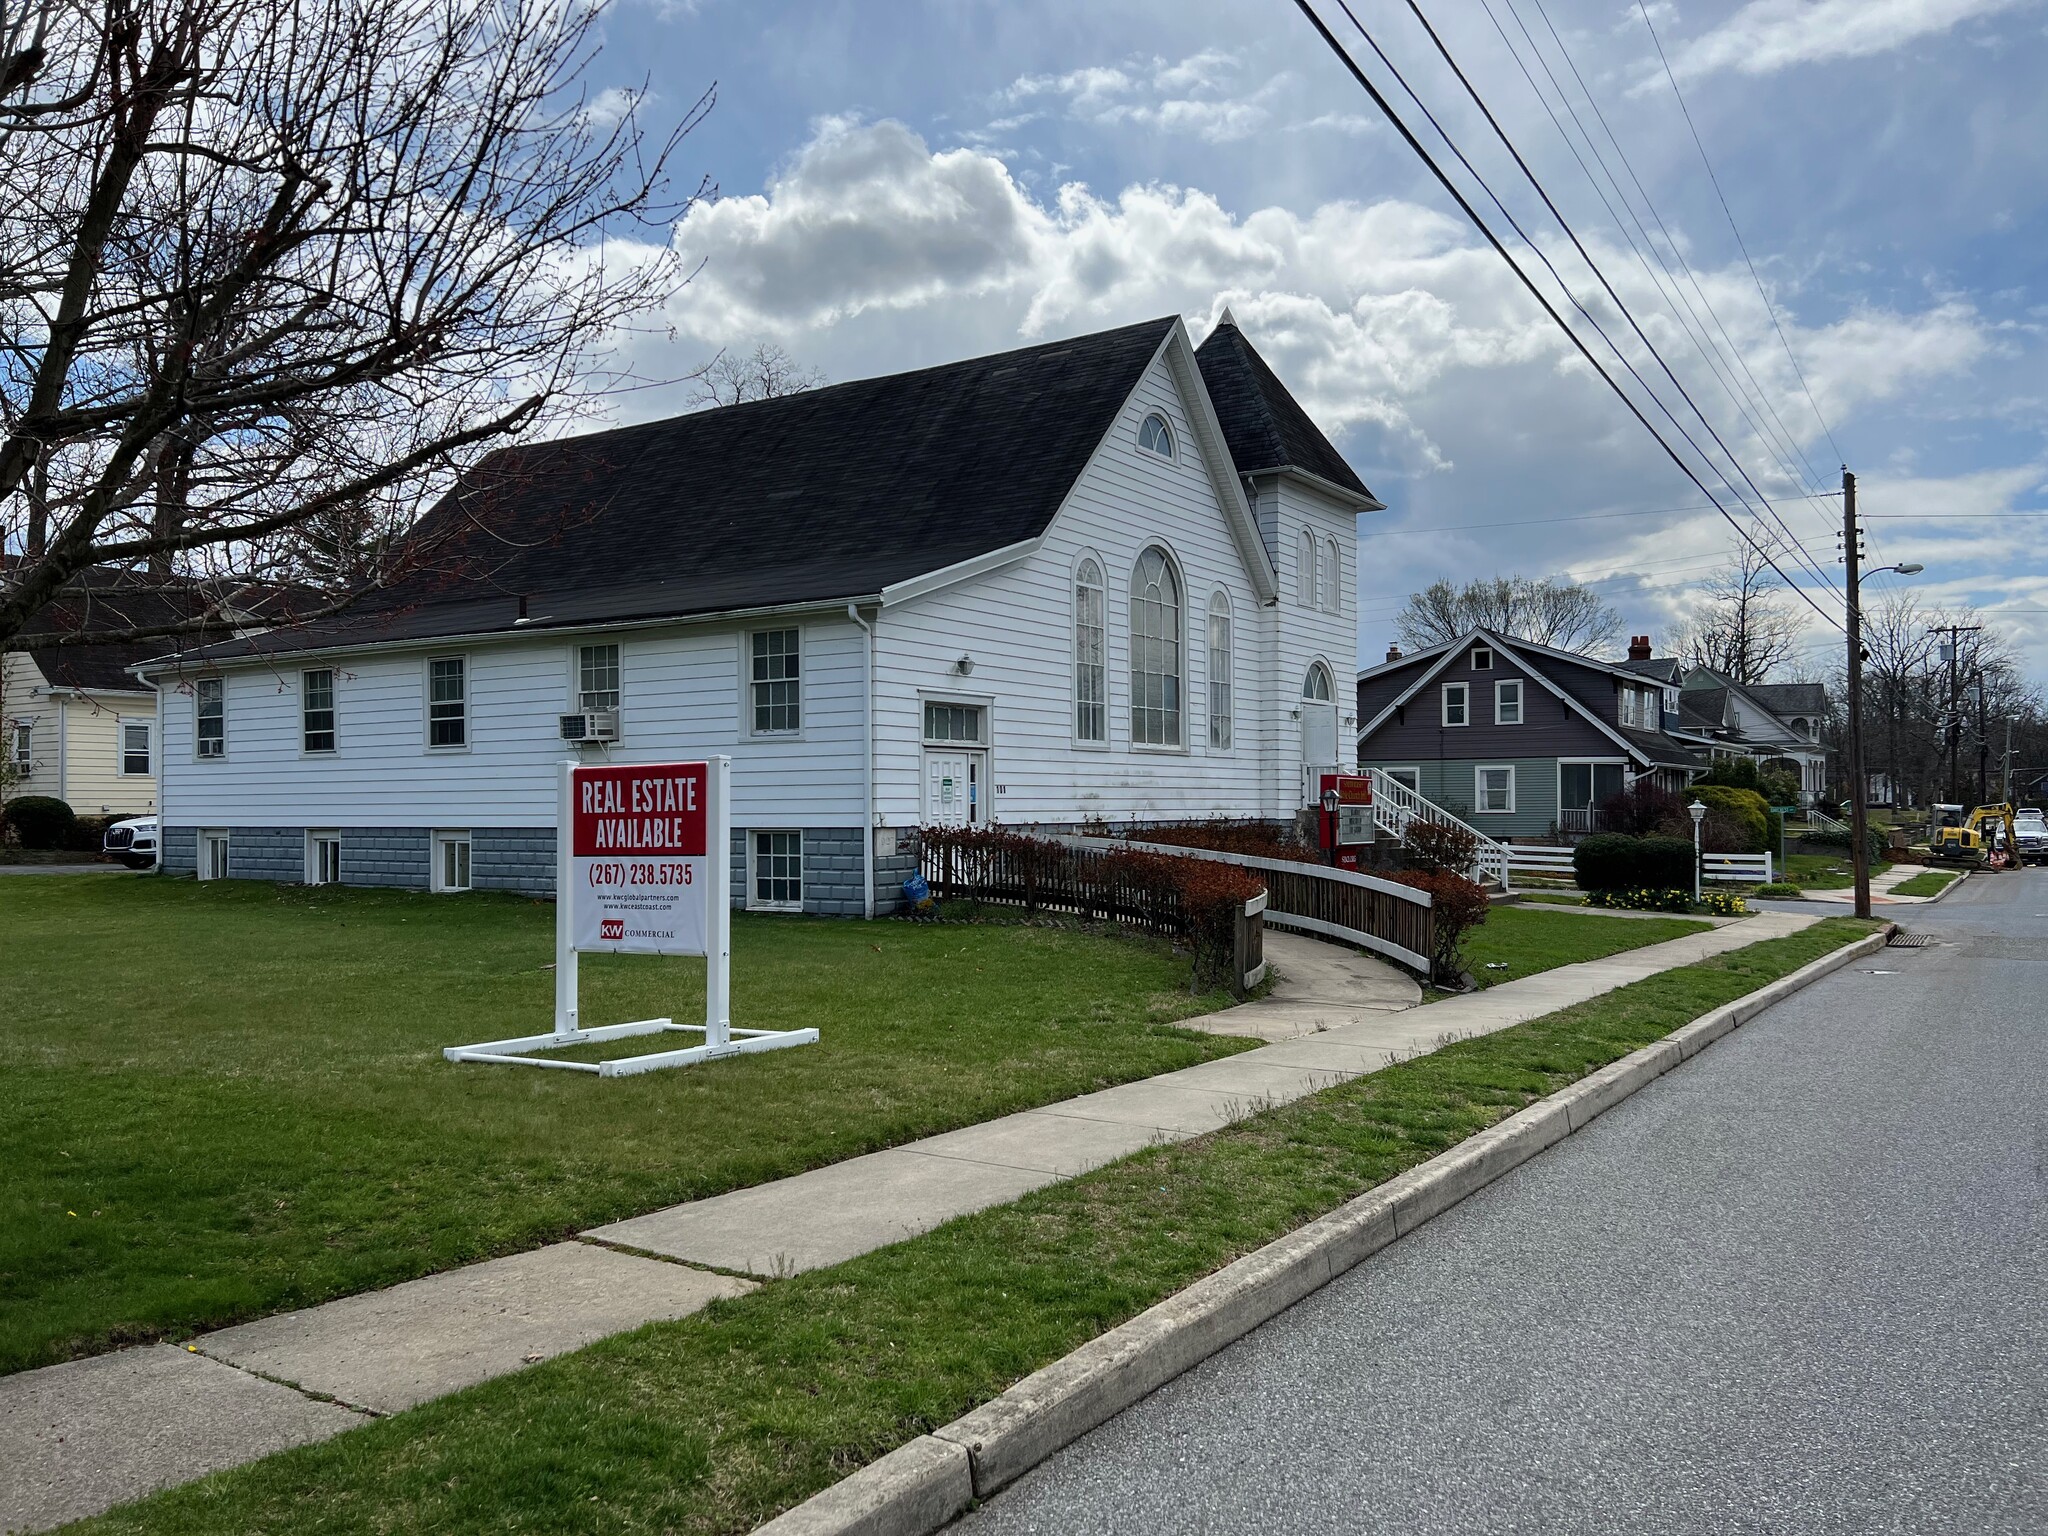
[1697,889,1749,916]
[1586,886,1697,913]
[1753,881,1803,899]
[1386,867,1490,983]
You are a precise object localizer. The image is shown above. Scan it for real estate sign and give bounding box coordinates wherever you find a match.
[569,762,711,955]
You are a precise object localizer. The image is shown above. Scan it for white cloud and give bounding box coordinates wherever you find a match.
[1649,0,2033,85]
[1001,48,1362,144]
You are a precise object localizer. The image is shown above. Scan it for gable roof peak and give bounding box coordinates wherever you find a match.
[1193,315,1380,509]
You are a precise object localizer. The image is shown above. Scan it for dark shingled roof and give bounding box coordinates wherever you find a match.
[11,572,238,691]
[166,317,1195,664]
[1747,682,1828,720]
[1194,317,1375,503]
[1615,656,1684,684]
[1680,688,1729,732]
[1616,724,1708,770]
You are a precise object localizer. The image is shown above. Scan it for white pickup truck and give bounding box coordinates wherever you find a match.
[102,816,159,869]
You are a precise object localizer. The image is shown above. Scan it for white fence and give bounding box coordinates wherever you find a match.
[1503,846,1773,890]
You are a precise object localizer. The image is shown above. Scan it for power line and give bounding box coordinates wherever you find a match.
[1515,0,1836,506]
[1287,0,1842,633]
[1359,488,1844,539]
[1635,0,1847,473]
[1396,0,1845,600]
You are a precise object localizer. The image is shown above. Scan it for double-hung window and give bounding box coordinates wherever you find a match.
[302,669,336,753]
[195,677,225,758]
[1442,681,1469,727]
[1074,560,1106,743]
[1475,765,1515,814]
[427,657,467,748]
[1495,679,1523,726]
[120,721,151,775]
[751,629,800,734]
[8,722,30,771]
[577,643,620,712]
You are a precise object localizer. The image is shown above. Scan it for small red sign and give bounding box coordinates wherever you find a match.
[600,917,625,941]
[571,764,708,859]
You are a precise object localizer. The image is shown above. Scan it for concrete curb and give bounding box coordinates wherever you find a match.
[751,923,1892,1535]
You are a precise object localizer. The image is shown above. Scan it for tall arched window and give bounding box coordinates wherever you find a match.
[1074,558,1106,743]
[1320,537,1341,614]
[1130,548,1183,747]
[1303,662,1334,702]
[1297,527,1318,609]
[1207,591,1233,750]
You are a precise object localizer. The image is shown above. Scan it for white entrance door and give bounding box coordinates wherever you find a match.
[924,749,987,827]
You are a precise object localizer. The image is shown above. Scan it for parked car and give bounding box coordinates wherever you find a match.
[102,816,158,869]
[2015,808,2048,865]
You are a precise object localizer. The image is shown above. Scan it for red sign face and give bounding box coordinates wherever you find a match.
[1320,773,1373,806]
[571,764,708,859]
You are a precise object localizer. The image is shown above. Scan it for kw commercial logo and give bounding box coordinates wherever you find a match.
[600,918,625,941]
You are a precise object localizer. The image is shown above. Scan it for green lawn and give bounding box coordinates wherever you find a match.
[1455,904,1710,989]
[0,876,1252,1376]
[1781,853,1892,891]
[76,916,1882,1536]
[1891,868,1959,897]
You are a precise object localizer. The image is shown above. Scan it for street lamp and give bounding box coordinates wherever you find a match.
[1321,787,1340,867]
[1689,800,1707,905]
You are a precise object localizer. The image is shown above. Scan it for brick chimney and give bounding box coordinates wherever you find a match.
[1386,642,1402,663]
[1627,634,1652,661]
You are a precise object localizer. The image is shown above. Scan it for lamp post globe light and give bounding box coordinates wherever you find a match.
[1689,799,1707,904]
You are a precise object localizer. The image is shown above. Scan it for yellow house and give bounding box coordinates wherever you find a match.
[3,644,159,817]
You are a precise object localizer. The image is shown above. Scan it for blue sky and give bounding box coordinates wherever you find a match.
[580,0,2048,682]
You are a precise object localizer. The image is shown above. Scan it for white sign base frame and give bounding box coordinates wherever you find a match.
[443,756,819,1078]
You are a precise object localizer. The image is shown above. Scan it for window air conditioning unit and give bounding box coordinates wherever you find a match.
[559,709,620,744]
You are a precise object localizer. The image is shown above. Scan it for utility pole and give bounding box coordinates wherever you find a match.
[2002,716,2016,803]
[1928,622,1983,806]
[1975,675,1989,807]
[1844,470,1873,920]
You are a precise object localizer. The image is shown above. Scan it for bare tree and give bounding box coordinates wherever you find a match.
[1664,541,1806,684]
[0,0,712,651]
[1395,575,1623,652]
[690,341,824,408]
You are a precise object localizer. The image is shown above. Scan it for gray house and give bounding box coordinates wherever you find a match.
[1354,628,1708,839]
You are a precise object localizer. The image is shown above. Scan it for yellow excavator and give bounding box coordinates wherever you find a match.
[1927,803,2021,868]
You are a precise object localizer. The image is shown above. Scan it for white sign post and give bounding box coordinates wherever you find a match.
[444,756,817,1077]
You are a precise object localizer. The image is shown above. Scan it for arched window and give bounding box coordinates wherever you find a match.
[1303,662,1334,702]
[1130,548,1183,747]
[1207,591,1233,750]
[1138,413,1175,458]
[1298,527,1318,609]
[1320,537,1341,614]
[1074,558,1106,743]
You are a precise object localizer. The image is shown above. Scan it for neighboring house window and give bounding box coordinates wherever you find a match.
[1385,766,1421,792]
[1138,413,1175,458]
[427,657,467,748]
[303,669,336,753]
[578,643,620,712]
[8,721,29,770]
[195,677,225,758]
[1297,527,1318,609]
[1074,558,1106,743]
[1471,645,1493,671]
[751,829,802,911]
[1475,765,1515,814]
[1207,591,1233,749]
[434,831,472,893]
[1495,679,1523,725]
[1320,537,1341,614]
[120,721,151,775]
[750,629,800,734]
[1442,681,1469,727]
[1129,547,1183,747]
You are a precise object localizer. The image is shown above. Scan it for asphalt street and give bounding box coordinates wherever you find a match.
[955,873,2048,1535]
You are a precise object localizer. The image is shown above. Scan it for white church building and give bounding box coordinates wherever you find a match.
[143,313,1379,914]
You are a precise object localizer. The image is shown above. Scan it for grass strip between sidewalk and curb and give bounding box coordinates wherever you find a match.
[1890,869,1960,898]
[74,917,1882,1536]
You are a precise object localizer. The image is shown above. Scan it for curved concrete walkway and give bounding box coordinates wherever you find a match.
[0,911,1817,1533]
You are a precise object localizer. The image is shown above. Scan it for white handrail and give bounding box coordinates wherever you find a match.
[1365,768,1509,889]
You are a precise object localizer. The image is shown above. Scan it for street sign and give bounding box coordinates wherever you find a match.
[444,756,817,1077]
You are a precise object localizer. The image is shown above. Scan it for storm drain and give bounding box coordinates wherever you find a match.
[1886,931,1936,949]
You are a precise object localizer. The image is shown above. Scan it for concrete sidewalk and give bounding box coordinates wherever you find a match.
[1793,864,1959,904]
[0,911,1815,1532]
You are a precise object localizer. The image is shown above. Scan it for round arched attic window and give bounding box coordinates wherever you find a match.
[1138,413,1175,459]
